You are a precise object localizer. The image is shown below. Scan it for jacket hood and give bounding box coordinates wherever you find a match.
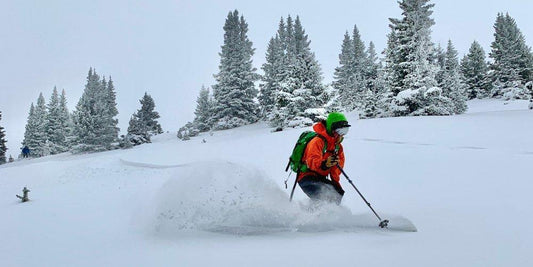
[313,121,338,148]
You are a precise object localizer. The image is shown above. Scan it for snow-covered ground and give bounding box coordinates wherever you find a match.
[1,99,532,267]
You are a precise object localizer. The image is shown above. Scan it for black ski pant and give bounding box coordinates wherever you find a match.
[298,175,344,205]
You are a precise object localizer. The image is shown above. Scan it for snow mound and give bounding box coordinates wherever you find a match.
[148,161,416,236]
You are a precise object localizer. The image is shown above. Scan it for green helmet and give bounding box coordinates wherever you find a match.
[326,112,351,134]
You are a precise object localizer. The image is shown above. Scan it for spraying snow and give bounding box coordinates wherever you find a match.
[147,161,415,236]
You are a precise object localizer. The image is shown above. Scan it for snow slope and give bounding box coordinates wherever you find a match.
[1,100,532,267]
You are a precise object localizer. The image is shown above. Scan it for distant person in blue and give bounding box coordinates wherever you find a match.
[21,146,30,158]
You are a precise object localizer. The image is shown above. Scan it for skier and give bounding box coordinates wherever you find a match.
[297,112,351,205]
[21,146,30,158]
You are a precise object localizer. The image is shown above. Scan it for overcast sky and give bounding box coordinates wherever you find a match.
[1,0,532,155]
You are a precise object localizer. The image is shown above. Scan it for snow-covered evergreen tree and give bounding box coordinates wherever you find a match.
[268,15,326,127]
[22,93,48,157]
[177,86,214,141]
[332,25,374,112]
[193,86,213,132]
[0,111,7,164]
[293,16,326,107]
[360,89,379,119]
[22,104,36,156]
[352,25,368,79]
[333,32,355,109]
[460,41,490,99]
[103,77,120,143]
[72,68,119,153]
[489,13,533,98]
[384,0,453,116]
[365,41,381,93]
[260,36,284,117]
[434,43,446,86]
[46,87,71,154]
[126,92,162,146]
[360,41,386,118]
[211,10,259,130]
[59,89,74,149]
[126,116,148,146]
[441,40,467,114]
[140,92,162,135]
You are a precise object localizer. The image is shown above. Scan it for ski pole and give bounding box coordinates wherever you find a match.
[337,165,389,228]
[289,176,298,202]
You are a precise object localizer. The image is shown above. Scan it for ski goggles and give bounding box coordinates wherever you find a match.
[335,126,350,136]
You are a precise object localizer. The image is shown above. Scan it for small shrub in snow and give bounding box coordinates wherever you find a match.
[303,108,327,122]
[177,122,199,141]
[16,187,30,202]
[286,116,314,128]
[415,87,454,116]
[212,117,248,131]
[119,134,149,148]
[501,87,531,100]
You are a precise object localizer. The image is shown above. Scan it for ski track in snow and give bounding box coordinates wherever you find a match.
[359,137,533,154]
[119,159,192,169]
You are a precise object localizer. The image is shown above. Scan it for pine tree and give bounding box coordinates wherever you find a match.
[441,40,467,114]
[127,92,162,145]
[260,36,283,117]
[294,16,325,107]
[360,89,379,119]
[73,69,103,152]
[383,29,402,96]
[384,0,451,116]
[352,25,368,73]
[360,41,385,116]
[333,31,355,105]
[72,68,119,152]
[103,77,120,143]
[332,31,358,110]
[269,15,326,127]
[489,13,533,97]
[22,93,48,157]
[23,104,37,156]
[332,25,373,111]
[0,111,7,164]
[194,86,213,132]
[365,41,381,92]
[142,93,163,135]
[460,41,489,99]
[46,87,70,154]
[434,43,446,85]
[59,89,74,149]
[211,10,259,130]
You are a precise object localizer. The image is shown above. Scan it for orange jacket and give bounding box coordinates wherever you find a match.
[297,122,345,188]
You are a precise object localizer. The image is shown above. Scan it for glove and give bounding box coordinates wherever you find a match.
[321,155,339,170]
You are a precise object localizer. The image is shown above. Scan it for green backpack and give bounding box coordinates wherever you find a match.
[285,131,327,173]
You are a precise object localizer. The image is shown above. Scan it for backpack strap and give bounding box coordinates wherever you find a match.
[315,134,328,155]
